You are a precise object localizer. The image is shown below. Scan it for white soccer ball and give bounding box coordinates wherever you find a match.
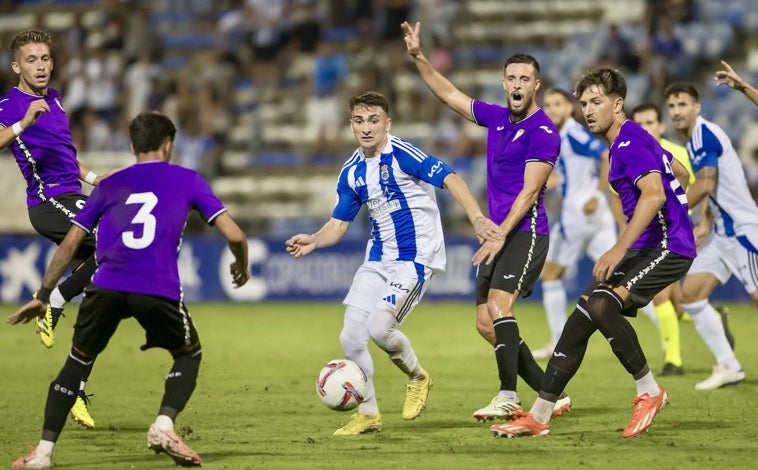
[316,359,368,411]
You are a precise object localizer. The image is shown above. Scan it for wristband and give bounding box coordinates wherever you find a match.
[36,286,52,304]
[593,189,605,200]
[85,171,98,185]
[11,121,24,136]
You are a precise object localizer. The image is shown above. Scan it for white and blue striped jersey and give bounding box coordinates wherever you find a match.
[555,117,608,215]
[686,116,758,250]
[332,134,454,271]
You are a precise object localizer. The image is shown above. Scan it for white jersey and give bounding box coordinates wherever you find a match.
[547,118,615,268]
[686,116,758,249]
[332,134,453,271]
[556,117,609,215]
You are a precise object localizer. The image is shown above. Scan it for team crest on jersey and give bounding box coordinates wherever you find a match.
[381,164,389,181]
[512,129,525,142]
[55,98,65,112]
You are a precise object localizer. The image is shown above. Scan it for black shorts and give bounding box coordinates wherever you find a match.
[476,230,549,304]
[582,248,693,316]
[28,192,96,263]
[73,286,200,357]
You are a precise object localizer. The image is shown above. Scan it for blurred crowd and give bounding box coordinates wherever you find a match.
[0,0,755,203]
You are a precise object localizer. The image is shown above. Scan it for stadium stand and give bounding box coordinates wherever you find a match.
[1,0,757,236]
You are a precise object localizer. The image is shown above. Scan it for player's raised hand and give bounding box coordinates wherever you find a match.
[7,298,46,325]
[21,99,50,129]
[714,60,746,91]
[401,21,422,58]
[285,234,317,258]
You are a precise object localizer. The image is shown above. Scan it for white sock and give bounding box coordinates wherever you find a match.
[639,302,659,329]
[155,415,174,432]
[684,299,742,371]
[342,307,378,416]
[529,397,554,424]
[497,390,518,400]
[542,280,567,344]
[50,288,66,309]
[634,371,659,397]
[36,440,54,456]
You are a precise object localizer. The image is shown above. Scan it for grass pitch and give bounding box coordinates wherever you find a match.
[1,301,755,469]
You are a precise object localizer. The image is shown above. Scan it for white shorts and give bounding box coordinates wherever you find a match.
[546,208,617,268]
[343,261,434,324]
[688,231,758,294]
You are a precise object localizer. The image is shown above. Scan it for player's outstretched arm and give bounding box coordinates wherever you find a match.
[77,162,122,186]
[0,98,49,150]
[686,165,717,208]
[286,218,350,258]
[442,173,501,242]
[401,21,475,122]
[214,212,250,288]
[715,60,758,107]
[7,226,86,325]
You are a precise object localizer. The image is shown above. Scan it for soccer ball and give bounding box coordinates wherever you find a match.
[316,359,368,411]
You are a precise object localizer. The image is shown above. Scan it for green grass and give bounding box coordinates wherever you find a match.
[1,301,755,469]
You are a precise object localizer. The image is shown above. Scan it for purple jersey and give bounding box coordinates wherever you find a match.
[73,161,226,300]
[471,100,560,234]
[609,121,696,258]
[0,87,81,207]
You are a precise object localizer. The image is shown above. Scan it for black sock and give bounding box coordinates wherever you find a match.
[493,317,520,392]
[518,339,545,392]
[159,349,201,420]
[541,302,597,400]
[42,353,93,442]
[585,289,649,376]
[57,255,97,302]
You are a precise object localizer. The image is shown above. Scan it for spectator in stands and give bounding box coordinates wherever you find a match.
[123,49,162,120]
[646,14,688,96]
[598,24,641,72]
[305,38,348,157]
[174,113,218,180]
[245,0,290,101]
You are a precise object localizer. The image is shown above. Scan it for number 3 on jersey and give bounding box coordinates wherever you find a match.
[123,192,158,249]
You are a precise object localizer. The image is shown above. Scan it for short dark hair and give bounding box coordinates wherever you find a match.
[349,91,390,115]
[11,29,52,56]
[630,102,662,122]
[574,68,627,100]
[129,112,177,154]
[504,53,541,78]
[664,82,699,102]
[545,88,574,103]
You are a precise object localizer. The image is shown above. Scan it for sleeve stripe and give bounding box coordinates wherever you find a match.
[71,220,92,234]
[525,158,555,166]
[633,169,661,186]
[340,150,361,171]
[471,99,480,125]
[391,136,427,162]
[206,207,227,224]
